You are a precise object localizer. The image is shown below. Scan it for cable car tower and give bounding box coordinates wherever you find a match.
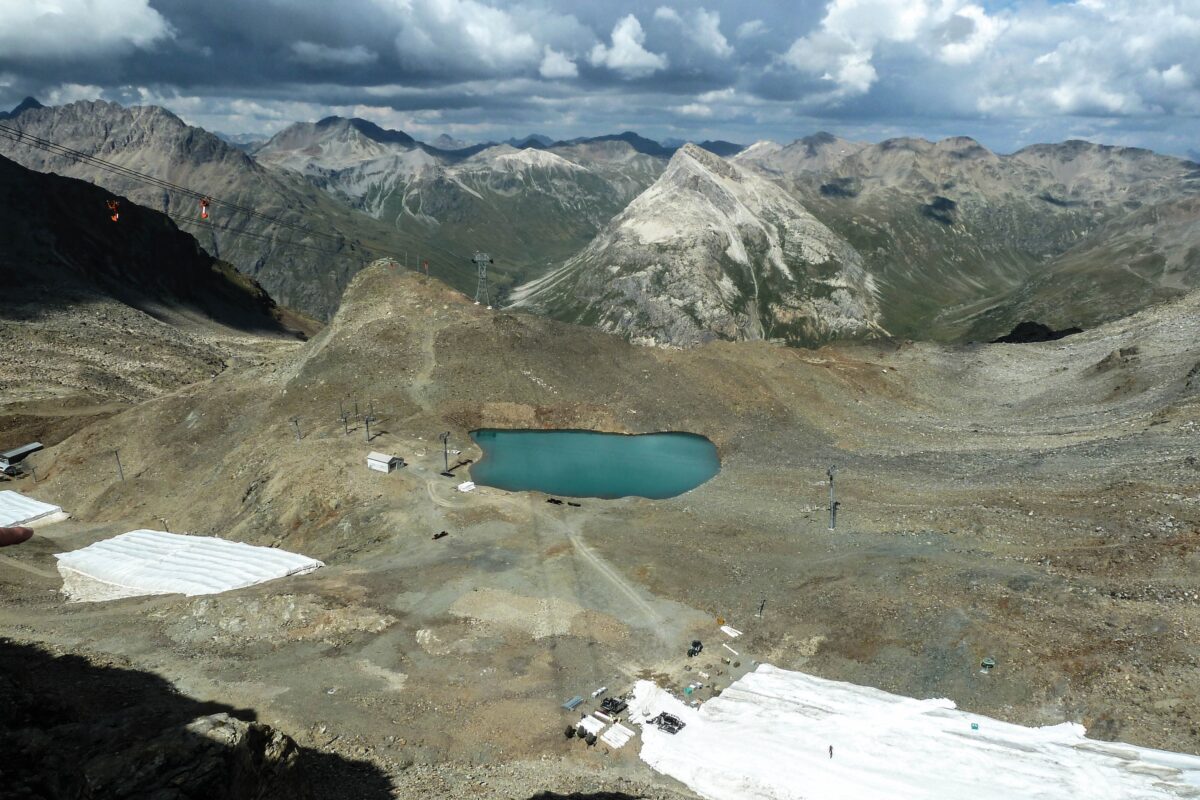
[472,251,493,308]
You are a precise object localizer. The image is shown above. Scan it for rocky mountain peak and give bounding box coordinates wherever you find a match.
[314,116,416,146]
[3,96,44,117]
[511,148,882,347]
[670,142,742,182]
[935,136,995,159]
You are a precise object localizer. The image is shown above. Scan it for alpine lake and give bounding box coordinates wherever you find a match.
[469,429,720,499]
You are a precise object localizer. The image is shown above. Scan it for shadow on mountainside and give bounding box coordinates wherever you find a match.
[0,153,302,337]
[0,638,392,799]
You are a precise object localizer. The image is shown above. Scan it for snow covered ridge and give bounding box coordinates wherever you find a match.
[630,664,1200,800]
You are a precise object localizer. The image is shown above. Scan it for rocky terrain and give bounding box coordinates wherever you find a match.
[511,144,883,347]
[1,259,1197,796]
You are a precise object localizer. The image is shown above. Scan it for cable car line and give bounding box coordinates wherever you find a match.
[0,121,371,248]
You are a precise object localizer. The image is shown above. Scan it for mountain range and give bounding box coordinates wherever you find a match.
[3,95,1198,346]
[733,133,1200,340]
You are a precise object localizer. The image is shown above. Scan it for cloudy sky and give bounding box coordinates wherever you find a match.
[0,0,1197,155]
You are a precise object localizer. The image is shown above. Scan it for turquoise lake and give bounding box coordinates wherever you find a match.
[469,429,720,499]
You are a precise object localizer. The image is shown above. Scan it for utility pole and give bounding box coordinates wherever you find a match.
[756,596,767,618]
[364,414,377,443]
[158,517,170,532]
[340,412,350,436]
[439,431,451,475]
[113,449,125,482]
[291,417,302,442]
[827,465,839,530]
[472,252,493,308]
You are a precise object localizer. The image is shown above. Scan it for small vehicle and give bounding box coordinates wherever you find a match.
[601,696,627,715]
[650,712,686,734]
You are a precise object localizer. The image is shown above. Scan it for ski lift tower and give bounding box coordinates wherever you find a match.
[472,252,493,308]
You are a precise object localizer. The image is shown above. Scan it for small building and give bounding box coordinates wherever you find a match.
[367,452,402,473]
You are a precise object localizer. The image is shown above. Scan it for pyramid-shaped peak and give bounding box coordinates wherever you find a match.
[11,96,44,115]
[674,141,739,178]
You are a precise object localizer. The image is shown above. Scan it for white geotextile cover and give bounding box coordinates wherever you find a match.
[0,490,63,527]
[577,715,606,736]
[630,664,1200,800]
[601,723,635,749]
[55,530,324,601]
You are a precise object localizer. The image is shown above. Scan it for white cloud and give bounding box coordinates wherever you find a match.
[392,0,540,72]
[43,83,105,105]
[655,7,733,58]
[653,7,682,24]
[698,87,736,103]
[1161,64,1191,90]
[782,0,991,97]
[673,102,713,117]
[736,20,767,39]
[0,0,171,59]
[589,14,668,78]
[776,0,1200,123]
[539,46,578,79]
[290,42,378,66]
[936,5,1006,66]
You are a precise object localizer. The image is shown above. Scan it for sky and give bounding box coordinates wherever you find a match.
[0,0,1197,156]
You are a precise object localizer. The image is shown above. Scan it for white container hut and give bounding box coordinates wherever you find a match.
[367,452,402,473]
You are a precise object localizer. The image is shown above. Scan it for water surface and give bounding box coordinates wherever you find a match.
[469,429,719,499]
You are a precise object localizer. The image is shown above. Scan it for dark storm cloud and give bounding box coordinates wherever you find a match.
[1,1,1198,155]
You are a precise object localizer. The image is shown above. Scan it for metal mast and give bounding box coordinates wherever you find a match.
[472,252,493,308]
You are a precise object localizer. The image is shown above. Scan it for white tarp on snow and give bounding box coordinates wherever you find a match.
[0,490,64,527]
[55,530,324,602]
[577,715,606,736]
[601,723,635,749]
[631,664,1200,800]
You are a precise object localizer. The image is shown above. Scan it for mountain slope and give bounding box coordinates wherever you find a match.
[510,144,882,347]
[0,101,457,320]
[0,153,310,443]
[737,135,1200,340]
[968,194,1200,337]
[257,118,668,298]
